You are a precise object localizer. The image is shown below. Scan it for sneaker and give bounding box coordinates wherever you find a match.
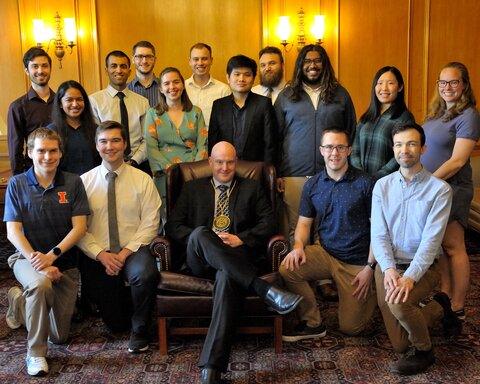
[26,355,49,376]
[128,332,149,353]
[454,309,466,321]
[282,321,327,342]
[391,348,435,375]
[433,292,462,336]
[6,287,22,329]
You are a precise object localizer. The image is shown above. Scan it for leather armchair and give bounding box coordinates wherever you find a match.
[150,159,289,355]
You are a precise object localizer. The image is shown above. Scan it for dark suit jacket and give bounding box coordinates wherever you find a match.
[208,93,277,164]
[165,176,275,264]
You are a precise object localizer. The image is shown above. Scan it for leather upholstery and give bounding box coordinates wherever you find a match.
[151,160,288,354]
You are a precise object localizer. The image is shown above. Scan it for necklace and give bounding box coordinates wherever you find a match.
[211,179,236,231]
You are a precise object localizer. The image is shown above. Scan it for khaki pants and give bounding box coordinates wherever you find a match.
[12,256,78,357]
[280,242,377,335]
[375,263,443,353]
[281,177,309,244]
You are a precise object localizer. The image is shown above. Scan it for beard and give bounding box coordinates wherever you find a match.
[260,69,283,88]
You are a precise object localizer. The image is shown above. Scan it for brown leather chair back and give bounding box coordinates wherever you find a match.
[166,159,276,218]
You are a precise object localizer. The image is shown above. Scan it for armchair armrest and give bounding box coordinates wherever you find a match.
[149,236,173,271]
[267,235,289,272]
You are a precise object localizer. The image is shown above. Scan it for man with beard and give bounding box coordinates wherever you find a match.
[128,41,160,108]
[8,47,55,175]
[274,44,356,242]
[275,45,356,300]
[208,55,277,164]
[185,43,231,129]
[252,46,287,104]
[372,122,461,375]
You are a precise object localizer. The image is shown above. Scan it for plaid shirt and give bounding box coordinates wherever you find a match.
[351,108,414,180]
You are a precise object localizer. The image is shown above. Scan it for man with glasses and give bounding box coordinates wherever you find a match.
[275,44,356,302]
[128,41,160,108]
[280,128,377,341]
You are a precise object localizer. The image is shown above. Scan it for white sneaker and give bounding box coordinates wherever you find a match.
[26,355,49,376]
[6,287,22,329]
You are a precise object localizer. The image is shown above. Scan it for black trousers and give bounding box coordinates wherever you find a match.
[186,226,259,372]
[81,246,158,334]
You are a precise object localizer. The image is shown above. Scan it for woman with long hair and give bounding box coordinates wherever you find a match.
[351,66,415,180]
[423,62,480,320]
[144,67,208,214]
[49,80,99,175]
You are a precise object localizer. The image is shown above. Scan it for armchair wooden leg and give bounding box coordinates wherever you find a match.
[158,317,168,355]
[274,315,283,353]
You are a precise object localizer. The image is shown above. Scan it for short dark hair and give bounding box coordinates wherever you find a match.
[23,47,52,68]
[27,127,62,152]
[259,46,284,64]
[95,120,127,143]
[226,55,257,77]
[190,42,212,56]
[391,122,426,147]
[320,127,351,147]
[132,41,156,56]
[105,50,130,68]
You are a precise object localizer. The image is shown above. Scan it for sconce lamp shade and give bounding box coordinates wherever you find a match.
[278,16,291,41]
[312,15,325,40]
[33,19,45,45]
[63,18,76,42]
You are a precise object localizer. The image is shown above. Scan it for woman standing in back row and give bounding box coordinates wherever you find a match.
[422,62,480,321]
[351,66,414,180]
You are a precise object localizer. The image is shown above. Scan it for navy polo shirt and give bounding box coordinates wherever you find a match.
[298,167,374,265]
[3,167,90,271]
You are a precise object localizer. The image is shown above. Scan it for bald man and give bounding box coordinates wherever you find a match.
[165,141,302,384]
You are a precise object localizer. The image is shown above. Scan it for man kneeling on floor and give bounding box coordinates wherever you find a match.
[280,128,377,341]
[372,122,462,375]
[165,141,302,384]
[4,128,89,376]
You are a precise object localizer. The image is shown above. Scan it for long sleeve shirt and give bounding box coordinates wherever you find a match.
[89,85,150,164]
[371,167,452,282]
[77,163,161,259]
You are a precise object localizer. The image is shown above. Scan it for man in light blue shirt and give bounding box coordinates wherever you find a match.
[372,122,461,376]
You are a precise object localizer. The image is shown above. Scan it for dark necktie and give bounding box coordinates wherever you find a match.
[266,87,273,98]
[215,185,230,232]
[107,171,121,253]
[116,91,131,156]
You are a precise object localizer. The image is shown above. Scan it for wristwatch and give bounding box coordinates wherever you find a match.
[52,247,62,257]
[367,262,377,270]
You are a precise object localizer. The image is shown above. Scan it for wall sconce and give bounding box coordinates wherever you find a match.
[311,15,325,45]
[33,12,77,69]
[278,16,292,50]
[278,10,326,50]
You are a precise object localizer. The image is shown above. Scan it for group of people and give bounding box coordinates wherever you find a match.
[4,39,479,383]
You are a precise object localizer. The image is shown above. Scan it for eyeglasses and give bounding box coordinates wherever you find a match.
[134,54,155,61]
[436,79,461,88]
[320,145,350,153]
[303,58,322,65]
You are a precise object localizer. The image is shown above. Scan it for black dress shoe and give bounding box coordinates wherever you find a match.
[201,368,221,384]
[391,348,435,375]
[264,286,303,314]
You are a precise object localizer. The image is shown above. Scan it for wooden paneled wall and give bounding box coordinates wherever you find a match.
[1,0,479,165]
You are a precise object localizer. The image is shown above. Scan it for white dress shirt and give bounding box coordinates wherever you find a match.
[185,75,231,128]
[78,163,161,259]
[89,85,150,164]
[252,80,287,105]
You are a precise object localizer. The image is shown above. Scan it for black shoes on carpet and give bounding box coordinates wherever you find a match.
[392,348,435,375]
[282,320,327,342]
[201,367,221,384]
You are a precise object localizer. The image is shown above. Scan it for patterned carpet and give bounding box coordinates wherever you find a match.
[0,231,479,383]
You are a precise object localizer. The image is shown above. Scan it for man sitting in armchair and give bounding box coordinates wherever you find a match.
[165,141,302,384]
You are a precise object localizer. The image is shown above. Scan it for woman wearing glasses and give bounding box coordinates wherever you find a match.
[422,62,480,321]
[351,66,414,180]
[144,67,208,217]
